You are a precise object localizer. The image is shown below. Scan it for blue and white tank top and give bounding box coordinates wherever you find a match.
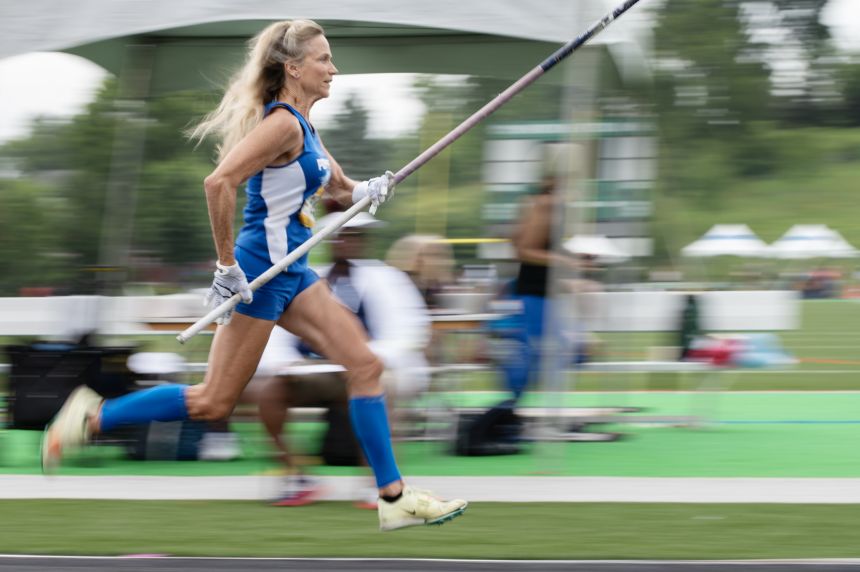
[235,102,331,270]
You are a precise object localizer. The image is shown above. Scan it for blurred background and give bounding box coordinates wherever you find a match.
[1,0,860,560]
[1,0,859,296]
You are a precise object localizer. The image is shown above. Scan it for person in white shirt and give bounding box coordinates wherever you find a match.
[253,212,432,507]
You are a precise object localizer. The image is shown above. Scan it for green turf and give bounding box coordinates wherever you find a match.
[435,390,860,421]
[405,424,860,477]
[0,500,857,559]
[3,392,860,477]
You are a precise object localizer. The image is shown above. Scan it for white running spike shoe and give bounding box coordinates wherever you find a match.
[41,385,103,473]
[377,485,468,531]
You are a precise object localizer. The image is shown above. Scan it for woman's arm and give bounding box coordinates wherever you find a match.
[320,144,359,206]
[202,111,303,264]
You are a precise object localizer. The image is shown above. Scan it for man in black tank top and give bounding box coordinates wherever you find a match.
[504,174,575,397]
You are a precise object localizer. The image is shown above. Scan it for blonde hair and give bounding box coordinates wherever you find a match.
[188,19,325,161]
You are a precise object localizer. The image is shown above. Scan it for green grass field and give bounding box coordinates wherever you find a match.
[458,299,860,391]
[0,500,858,559]
[655,126,860,265]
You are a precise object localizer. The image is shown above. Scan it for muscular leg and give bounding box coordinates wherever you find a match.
[184,313,276,420]
[279,281,402,497]
[92,313,274,433]
[280,281,382,397]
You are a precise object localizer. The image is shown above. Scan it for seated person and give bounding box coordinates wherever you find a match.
[251,212,432,506]
[384,234,454,310]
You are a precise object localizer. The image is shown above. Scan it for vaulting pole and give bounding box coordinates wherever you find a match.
[178,0,644,343]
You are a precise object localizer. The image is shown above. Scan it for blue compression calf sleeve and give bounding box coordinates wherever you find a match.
[100,383,189,432]
[349,394,401,488]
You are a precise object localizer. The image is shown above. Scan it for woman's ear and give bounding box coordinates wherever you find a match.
[285,61,303,80]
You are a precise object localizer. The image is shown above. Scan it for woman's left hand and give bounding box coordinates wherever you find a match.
[353,170,395,214]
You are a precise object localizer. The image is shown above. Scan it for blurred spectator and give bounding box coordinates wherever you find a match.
[499,147,582,399]
[251,212,432,506]
[801,267,840,299]
[677,294,702,360]
[385,234,454,309]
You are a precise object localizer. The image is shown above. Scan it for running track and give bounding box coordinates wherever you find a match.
[3,476,860,503]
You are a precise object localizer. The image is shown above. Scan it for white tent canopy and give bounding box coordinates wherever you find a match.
[827,228,859,258]
[767,224,859,259]
[0,0,652,91]
[563,234,630,264]
[681,224,769,258]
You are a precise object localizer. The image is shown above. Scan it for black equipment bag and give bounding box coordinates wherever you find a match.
[454,399,523,456]
[5,342,136,430]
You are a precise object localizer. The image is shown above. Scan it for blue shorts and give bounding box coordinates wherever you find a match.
[234,246,320,321]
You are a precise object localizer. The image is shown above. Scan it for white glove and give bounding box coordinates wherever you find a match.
[352,170,395,215]
[204,261,253,325]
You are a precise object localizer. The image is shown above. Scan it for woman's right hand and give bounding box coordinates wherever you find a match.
[204,262,253,325]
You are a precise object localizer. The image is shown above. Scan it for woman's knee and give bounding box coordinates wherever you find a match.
[347,354,384,394]
[184,385,235,421]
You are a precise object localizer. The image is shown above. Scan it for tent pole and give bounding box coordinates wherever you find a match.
[96,43,154,296]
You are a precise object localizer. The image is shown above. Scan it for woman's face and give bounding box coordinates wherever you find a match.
[296,34,338,101]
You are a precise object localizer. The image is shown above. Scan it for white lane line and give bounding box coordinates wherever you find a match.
[2,476,860,503]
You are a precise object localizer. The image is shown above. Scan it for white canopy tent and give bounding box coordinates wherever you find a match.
[827,228,860,258]
[681,224,769,258]
[0,0,652,91]
[563,234,630,264]
[767,224,859,259]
